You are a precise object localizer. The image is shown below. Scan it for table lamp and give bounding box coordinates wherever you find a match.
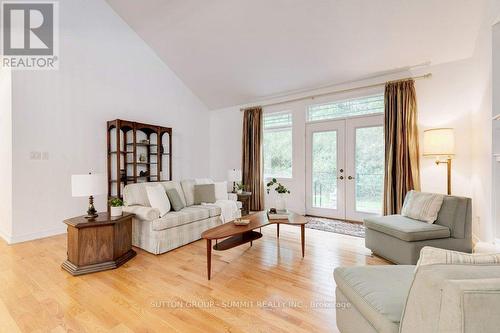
[72,173,106,219]
[227,169,242,193]
[423,128,455,195]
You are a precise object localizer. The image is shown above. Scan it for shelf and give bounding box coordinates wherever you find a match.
[125,162,158,165]
[109,151,126,154]
[126,143,159,146]
[126,176,159,181]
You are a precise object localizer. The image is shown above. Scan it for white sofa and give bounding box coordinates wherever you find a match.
[122,180,242,254]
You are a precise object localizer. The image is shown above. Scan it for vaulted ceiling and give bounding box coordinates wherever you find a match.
[106,0,488,109]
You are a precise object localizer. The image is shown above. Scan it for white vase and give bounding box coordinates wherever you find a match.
[110,206,123,217]
[275,194,287,211]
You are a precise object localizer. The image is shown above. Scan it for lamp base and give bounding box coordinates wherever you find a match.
[85,195,98,219]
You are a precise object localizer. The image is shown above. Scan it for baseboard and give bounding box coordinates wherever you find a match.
[0,229,12,244]
[8,226,67,244]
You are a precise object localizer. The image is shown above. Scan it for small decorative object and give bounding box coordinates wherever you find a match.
[141,139,150,144]
[233,218,250,226]
[235,182,246,194]
[139,153,147,162]
[119,169,127,181]
[139,170,150,177]
[109,197,124,217]
[266,178,291,211]
[71,173,106,219]
[227,169,242,192]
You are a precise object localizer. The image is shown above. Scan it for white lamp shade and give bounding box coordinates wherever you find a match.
[423,128,455,157]
[71,174,107,197]
[227,169,242,182]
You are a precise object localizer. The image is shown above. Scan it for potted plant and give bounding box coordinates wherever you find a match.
[109,197,124,217]
[266,178,291,211]
[235,182,247,194]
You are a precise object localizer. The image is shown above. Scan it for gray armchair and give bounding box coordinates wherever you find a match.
[334,263,500,333]
[364,195,472,264]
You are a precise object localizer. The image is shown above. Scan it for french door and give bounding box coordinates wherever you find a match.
[305,115,384,221]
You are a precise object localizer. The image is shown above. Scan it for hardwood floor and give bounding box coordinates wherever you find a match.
[0,224,389,332]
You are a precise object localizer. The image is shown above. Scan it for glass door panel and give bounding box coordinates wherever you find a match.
[345,115,384,221]
[355,126,384,214]
[312,131,337,209]
[306,120,345,219]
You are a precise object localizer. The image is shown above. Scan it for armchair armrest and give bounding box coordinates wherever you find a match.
[123,205,160,221]
[438,278,500,332]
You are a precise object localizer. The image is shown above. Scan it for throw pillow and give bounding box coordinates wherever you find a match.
[194,184,216,204]
[166,188,186,211]
[401,190,444,223]
[416,246,500,270]
[214,181,228,201]
[145,184,171,217]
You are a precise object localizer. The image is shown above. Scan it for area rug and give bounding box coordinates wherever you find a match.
[305,216,365,238]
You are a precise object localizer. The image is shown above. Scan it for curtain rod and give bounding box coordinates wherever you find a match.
[241,73,432,111]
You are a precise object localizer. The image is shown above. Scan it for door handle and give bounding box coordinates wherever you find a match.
[348,176,355,180]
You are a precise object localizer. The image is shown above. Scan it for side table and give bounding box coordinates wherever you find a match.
[62,212,136,276]
[236,191,252,216]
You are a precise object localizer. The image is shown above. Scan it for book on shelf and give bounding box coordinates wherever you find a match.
[267,209,290,220]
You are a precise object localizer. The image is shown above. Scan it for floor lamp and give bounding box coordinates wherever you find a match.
[423,128,455,195]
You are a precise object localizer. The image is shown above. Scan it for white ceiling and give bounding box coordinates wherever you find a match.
[106,0,487,109]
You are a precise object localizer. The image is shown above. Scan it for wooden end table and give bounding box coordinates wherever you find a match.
[236,191,252,216]
[201,211,307,279]
[62,212,136,276]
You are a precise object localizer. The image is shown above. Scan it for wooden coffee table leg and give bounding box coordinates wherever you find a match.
[301,224,305,258]
[207,239,212,280]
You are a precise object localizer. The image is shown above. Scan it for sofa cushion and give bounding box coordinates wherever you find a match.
[401,190,444,223]
[123,182,151,207]
[194,184,216,204]
[416,246,500,269]
[364,215,450,242]
[160,181,187,207]
[181,179,196,206]
[191,204,221,217]
[166,188,186,212]
[334,265,415,332]
[146,184,171,217]
[151,207,210,231]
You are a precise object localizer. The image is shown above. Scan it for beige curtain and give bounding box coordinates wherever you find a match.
[242,107,264,211]
[384,79,421,215]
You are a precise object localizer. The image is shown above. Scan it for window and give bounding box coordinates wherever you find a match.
[308,94,384,122]
[263,111,293,178]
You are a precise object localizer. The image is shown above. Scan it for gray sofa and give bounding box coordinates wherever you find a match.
[364,195,472,264]
[335,263,500,333]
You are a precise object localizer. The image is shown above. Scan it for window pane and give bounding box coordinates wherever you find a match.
[263,129,292,178]
[264,112,292,129]
[308,95,383,122]
[355,126,384,214]
[312,131,337,209]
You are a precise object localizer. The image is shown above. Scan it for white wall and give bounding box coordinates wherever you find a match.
[210,45,495,241]
[0,65,12,240]
[6,0,211,243]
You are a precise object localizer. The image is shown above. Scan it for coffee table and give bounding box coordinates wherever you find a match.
[201,211,307,279]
